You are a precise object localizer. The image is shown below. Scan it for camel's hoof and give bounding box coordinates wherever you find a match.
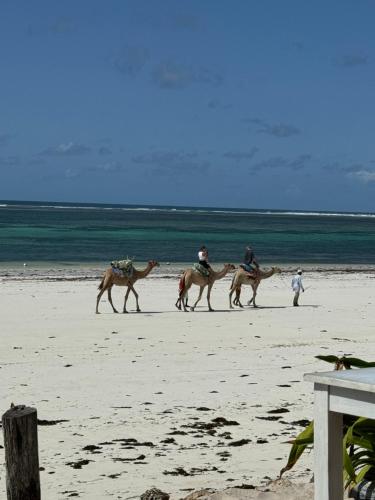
[123,310,128,314]
[113,310,118,314]
[209,309,214,312]
[136,309,141,313]
[96,311,100,314]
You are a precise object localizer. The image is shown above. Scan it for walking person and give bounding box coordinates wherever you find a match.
[291,269,304,306]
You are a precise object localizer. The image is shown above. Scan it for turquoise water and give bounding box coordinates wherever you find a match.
[0,200,375,264]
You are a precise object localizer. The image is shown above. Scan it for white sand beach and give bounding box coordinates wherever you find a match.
[1,268,374,499]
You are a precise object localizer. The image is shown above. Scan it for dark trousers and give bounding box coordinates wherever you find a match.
[293,291,300,306]
[199,260,210,269]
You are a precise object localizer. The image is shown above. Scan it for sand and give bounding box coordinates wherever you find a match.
[1,267,374,499]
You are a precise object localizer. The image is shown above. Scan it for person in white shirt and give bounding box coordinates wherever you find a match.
[291,269,304,306]
[198,245,211,271]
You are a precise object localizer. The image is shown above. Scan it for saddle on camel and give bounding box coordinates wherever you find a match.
[110,258,134,278]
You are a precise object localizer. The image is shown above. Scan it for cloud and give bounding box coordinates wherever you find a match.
[39,142,91,157]
[352,170,375,183]
[98,146,112,156]
[112,46,150,77]
[0,156,19,166]
[250,154,312,172]
[346,165,375,183]
[246,118,301,138]
[152,61,223,89]
[223,148,258,162]
[333,54,368,68]
[132,150,209,175]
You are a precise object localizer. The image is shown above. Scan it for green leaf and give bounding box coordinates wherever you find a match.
[343,358,375,369]
[279,421,313,478]
[315,355,340,364]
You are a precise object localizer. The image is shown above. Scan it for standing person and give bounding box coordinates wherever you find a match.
[291,269,304,306]
[198,245,211,271]
[243,244,260,279]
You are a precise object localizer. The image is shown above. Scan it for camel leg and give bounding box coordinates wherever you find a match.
[207,284,214,312]
[191,286,204,311]
[180,285,191,312]
[107,287,118,313]
[96,287,106,314]
[96,278,112,314]
[234,287,243,308]
[229,288,234,309]
[125,284,140,312]
[175,297,181,310]
[123,286,132,313]
[252,283,259,308]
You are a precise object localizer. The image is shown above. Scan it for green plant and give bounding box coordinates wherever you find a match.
[280,355,375,487]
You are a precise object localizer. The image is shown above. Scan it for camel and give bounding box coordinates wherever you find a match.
[96,260,159,314]
[176,263,236,312]
[229,266,281,309]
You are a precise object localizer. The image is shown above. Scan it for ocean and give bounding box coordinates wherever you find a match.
[0,200,375,267]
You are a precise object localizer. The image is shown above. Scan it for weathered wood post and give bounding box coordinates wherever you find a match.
[2,405,41,500]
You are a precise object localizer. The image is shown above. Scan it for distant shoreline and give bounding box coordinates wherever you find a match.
[1,198,375,218]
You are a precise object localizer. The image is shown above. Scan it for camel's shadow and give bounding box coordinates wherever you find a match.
[240,304,320,309]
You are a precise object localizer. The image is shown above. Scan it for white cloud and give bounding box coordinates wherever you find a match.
[349,169,375,183]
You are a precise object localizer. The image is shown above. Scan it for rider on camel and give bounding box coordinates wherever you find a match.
[242,245,260,279]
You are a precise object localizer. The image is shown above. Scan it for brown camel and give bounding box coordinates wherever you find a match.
[176,263,236,312]
[229,266,281,308]
[96,260,159,314]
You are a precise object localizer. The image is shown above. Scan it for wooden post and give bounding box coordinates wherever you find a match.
[2,405,41,500]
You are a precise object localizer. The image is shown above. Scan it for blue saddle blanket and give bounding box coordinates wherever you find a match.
[240,263,254,273]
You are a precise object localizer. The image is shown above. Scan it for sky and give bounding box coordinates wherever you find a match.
[1,0,375,212]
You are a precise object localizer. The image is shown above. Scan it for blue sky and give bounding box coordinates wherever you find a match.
[1,0,375,211]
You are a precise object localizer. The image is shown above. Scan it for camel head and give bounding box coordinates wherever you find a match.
[272,267,282,274]
[149,260,160,268]
[224,263,236,272]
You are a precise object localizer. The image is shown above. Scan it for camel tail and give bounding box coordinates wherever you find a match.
[178,275,185,294]
[98,277,105,290]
